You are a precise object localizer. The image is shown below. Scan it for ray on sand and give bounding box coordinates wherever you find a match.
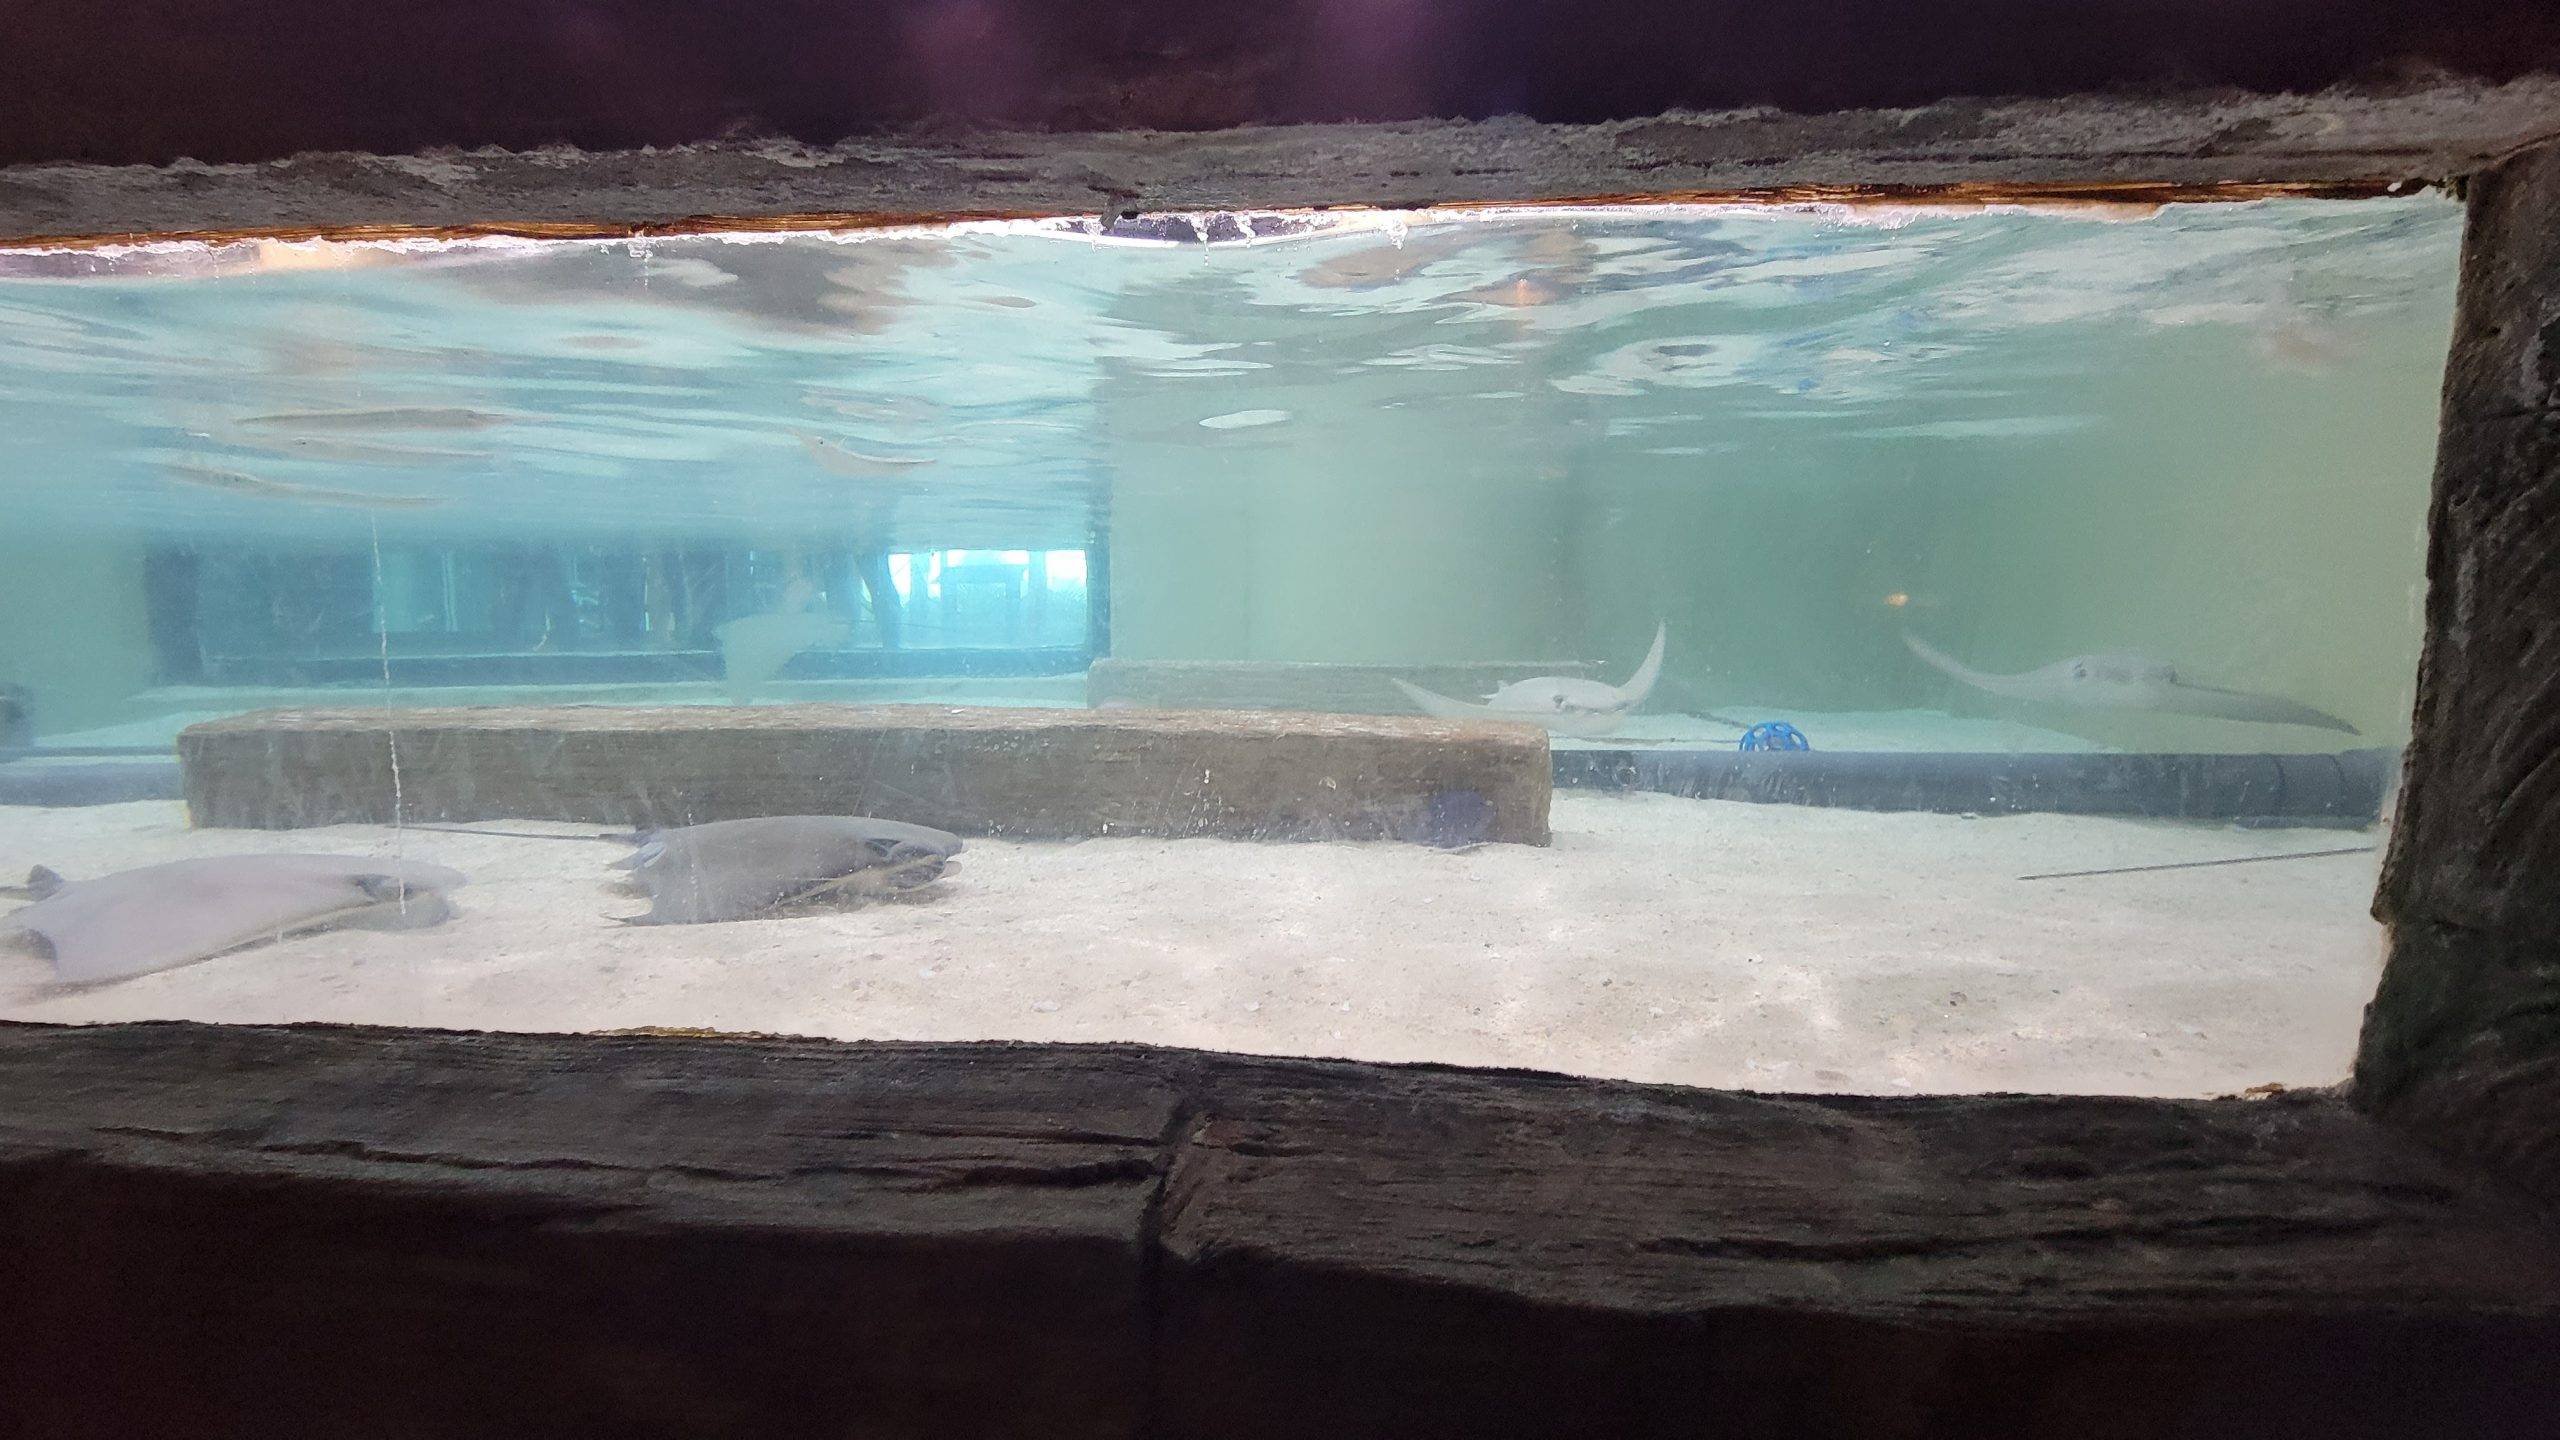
[1392,623,1668,738]
[606,817,964,925]
[1904,634,2359,733]
[2,854,466,985]
[714,578,849,703]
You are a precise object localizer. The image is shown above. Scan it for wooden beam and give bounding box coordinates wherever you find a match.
[3,1022,2556,1438]
[2356,137,2560,1204]
[4,81,2556,249]
[176,704,1554,844]
[0,1024,1167,1439]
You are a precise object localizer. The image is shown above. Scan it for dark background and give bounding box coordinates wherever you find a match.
[4,0,2558,167]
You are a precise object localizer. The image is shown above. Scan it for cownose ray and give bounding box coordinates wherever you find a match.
[1903,634,2359,734]
[1391,623,1667,737]
[714,578,849,703]
[0,854,467,985]
[161,463,443,510]
[235,406,509,433]
[714,611,850,703]
[609,816,965,925]
[793,430,937,476]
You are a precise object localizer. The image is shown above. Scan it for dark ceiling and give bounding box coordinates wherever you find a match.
[5,0,2558,167]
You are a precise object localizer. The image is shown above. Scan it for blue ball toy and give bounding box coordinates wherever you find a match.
[1738,721,1811,752]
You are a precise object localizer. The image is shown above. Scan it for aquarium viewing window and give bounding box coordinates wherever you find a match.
[7,54,2560,1430]
[0,192,2474,1096]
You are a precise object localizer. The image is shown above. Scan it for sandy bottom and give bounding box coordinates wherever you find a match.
[0,795,2384,1097]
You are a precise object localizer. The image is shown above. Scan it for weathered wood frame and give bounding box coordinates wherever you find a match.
[6,1024,2558,1438]
[5,83,2560,1436]
[2,82,2556,247]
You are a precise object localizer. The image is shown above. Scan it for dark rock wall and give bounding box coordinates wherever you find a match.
[2356,140,2560,1205]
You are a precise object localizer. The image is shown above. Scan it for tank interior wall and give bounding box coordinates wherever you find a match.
[1563,280,2455,746]
[0,260,2455,743]
[1101,257,2450,739]
[0,537,156,738]
[1102,362,1585,665]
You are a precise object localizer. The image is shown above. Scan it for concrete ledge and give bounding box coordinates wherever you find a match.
[3,1023,2557,1439]
[1087,658,1595,716]
[177,704,1552,845]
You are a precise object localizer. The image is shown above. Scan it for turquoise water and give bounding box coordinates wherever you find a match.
[0,197,2468,1085]
[0,197,2460,752]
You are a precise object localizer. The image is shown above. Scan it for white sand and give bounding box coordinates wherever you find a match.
[0,794,2385,1097]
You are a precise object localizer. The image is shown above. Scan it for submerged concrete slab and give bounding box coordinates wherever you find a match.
[178,704,1552,845]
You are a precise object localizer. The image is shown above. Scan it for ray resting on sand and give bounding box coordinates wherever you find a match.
[1,854,466,985]
[605,816,964,925]
[1903,634,2358,734]
[1391,623,1667,737]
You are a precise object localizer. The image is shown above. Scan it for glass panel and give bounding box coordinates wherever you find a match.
[0,197,2460,1094]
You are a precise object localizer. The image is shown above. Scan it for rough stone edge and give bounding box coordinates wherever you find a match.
[5,80,2557,246]
[2356,137,2560,1207]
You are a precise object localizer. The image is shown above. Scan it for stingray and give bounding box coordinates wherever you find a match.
[1391,623,1667,737]
[0,854,466,985]
[1294,231,1478,290]
[225,432,482,467]
[801,390,945,425]
[715,606,850,703]
[608,816,964,925]
[795,430,937,476]
[1903,634,2359,734]
[236,406,509,433]
[163,463,443,510]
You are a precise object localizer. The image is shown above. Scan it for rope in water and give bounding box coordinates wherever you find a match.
[2019,846,2375,881]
